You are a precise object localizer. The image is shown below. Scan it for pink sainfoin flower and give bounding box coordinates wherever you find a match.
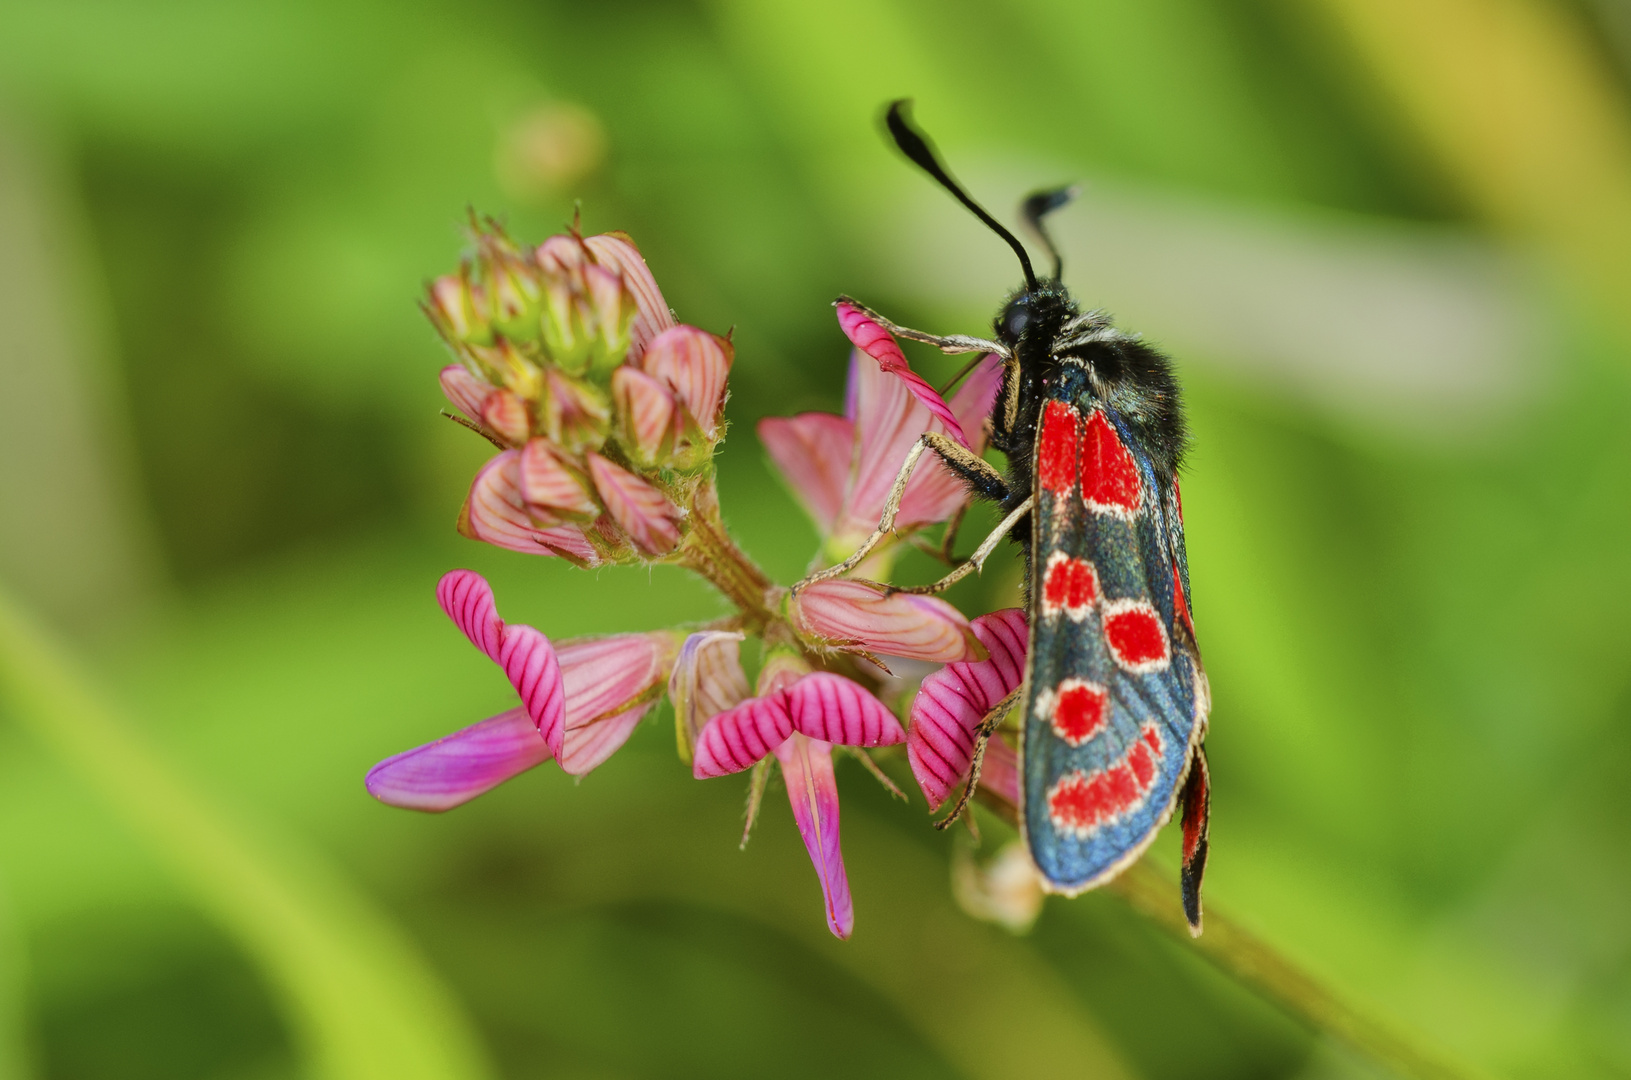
[374,224,1001,938]
[367,571,680,809]
[759,313,1003,567]
[692,649,906,938]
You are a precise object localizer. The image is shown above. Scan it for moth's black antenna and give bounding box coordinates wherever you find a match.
[1022,185,1079,281]
[886,100,1037,291]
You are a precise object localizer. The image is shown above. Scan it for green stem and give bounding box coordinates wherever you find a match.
[1107,859,1484,1080]
[675,479,780,628]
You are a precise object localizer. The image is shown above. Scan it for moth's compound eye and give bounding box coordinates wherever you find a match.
[1000,301,1031,342]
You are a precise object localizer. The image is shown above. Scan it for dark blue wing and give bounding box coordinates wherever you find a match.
[1021,380,1209,893]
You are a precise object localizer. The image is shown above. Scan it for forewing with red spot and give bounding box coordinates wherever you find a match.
[1022,389,1208,894]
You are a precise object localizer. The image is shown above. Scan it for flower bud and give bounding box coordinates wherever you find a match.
[478,230,544,340]
[583,263,635,374]
[611,366,679,467]
[790,580,984,664]
[540,368,611,454]
[439,365,488,425]
[582,232,675,362]
[481,388,532,446]
[667,631,749,762]
[426,270,490,346]
[459,451,600,565]
[641,325,731,441]
[518,438,599,523]
[586,453,683,555]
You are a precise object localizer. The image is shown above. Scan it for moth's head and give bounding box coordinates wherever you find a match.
[995,280,1076,349]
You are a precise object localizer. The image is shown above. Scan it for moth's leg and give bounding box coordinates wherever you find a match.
[793,433,1008,590]
[934,686,1023,830]
[836,296,1010,359]
[936,503,968,564]
[889,495,1033,596]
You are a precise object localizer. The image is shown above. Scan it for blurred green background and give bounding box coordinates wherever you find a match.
[2,0,1630,1077]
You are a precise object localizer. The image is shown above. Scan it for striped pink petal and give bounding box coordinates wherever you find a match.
[790,579,983,663]
[692,695,794,778]
[758,412,855,534]
[436,569,504,662]
[439,365,489,423]
[365,707,552,812]
[776,734,853,939]
[555,632,682,775]
[459,451,601,564]
[586,452,683,555]
[557,705,650,775]
[836,301,967,446]
[499,621,566,756]
[908,608,1028,807]
[784,672,905,747]
[583,232,675,363]
[981,736,1020,808]
[640,325,732,438]
[896,354,1004,526]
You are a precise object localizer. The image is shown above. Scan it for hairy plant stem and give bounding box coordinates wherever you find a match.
[675,478,779,629]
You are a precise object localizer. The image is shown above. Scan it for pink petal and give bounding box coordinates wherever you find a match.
[980,736,1020,808]
[693,695,794,778]
[611,366,678,464]
[499,622,566,756]
[436,569,505,663]
[586,453,684,555]
[557,704,651,775]
[583,232,676,363]
[554,631,682,775]
[791,579,983,663]
[896,354,1005,526]
[459,451,601,564]
[365,707,553,812]
[784,672,906,747]
[775,734,853,939]
[908,608,1027,807]
[757,413,855,535]
[640,325,732,438]
[950,354,1005,439]
[669,631,750,754]
[836,301,967,446]
[518,439,599,521]
[439,365,489,423]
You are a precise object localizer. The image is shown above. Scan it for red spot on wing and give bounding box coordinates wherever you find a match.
[1104,601,1170,671]
[1046,723,1166,837]
[1037,400,1079,495]
[1181,752,1208,863]
[1050,680,1108,745]
[1083,410,1141,514]
[1041,552,1099,620]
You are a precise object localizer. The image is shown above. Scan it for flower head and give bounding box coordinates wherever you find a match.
[433,222,732,566]
[378,221,1019,943]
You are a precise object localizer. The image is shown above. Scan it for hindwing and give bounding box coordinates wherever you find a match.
[1021,387,1209,893]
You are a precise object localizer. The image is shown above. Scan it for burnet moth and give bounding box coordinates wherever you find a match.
[814,102,1212,932]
